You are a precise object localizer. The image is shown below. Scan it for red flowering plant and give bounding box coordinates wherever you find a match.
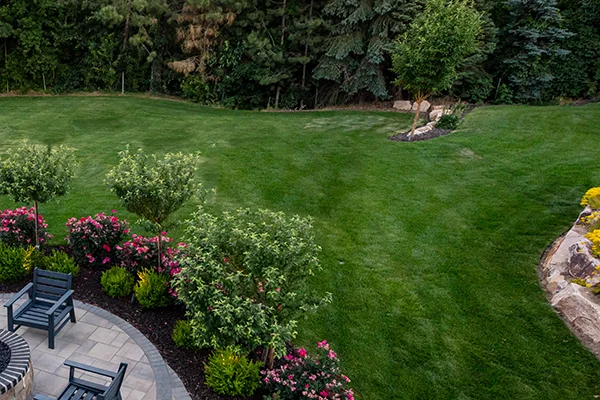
[66,211,129,267]
[116,232,185,296]
[0,207,52,247]
[262,341,354,400]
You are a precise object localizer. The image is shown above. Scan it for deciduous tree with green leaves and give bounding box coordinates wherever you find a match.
[0,144,78,247]
[391,0,482,140]
[105,147,202,270]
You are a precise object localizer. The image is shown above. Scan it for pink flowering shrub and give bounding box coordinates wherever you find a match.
[0,207,52,247]
[66,211,129,267]
[262,341,354,400]
[116,232,184,275]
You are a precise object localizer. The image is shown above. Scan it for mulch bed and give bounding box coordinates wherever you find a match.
[0,341,9,374]
[1,250,260,400]
[390,127,453,142]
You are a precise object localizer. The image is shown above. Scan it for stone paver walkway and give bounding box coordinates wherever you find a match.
[0,294,191,400]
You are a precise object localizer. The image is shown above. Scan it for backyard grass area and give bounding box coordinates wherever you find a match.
[1,96,600,399]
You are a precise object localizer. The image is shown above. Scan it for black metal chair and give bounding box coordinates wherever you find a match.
[4,268,76,349]
[33,360,128,400]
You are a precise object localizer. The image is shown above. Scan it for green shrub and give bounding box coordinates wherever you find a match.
[436,114,460,130]
[134,269,170,308]
[101,266,135,298]
[204,347,261,396]
[0,244,26,283]
[172,320,199,350]
[173,208,331,356]
[44,251,79,276]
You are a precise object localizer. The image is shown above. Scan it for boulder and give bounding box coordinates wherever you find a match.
[552,283,600,344]
[393,100,412,111]
[413,124,434,136]
[567,239,599,279]
[412,100,431,113]
[429,109,451,122]
[431,105,447,111]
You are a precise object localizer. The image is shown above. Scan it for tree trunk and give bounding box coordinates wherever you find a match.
[157,229,163,272]
[301,0,314,90]
[4,39,8,93]
[410,97,422,142]
[122,3,132,52]
[122,72,125,95]
[34,200,40,249]
[275,86,281,109]
[262,346,275,368]
[280,0,287,46]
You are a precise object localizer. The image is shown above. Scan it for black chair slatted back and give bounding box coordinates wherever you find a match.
[98,363,128,400]
[33,268,72,302]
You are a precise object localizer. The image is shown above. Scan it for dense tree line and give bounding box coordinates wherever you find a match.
[0,0,598,108]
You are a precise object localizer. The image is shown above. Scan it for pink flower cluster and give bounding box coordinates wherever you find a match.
[66,211,129,267]
[116,233,185,274]
[0,207,52,247]
[262,341,354,400]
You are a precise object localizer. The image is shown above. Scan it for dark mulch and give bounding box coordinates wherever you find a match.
[1,252,260,400]
[0,341,10,374]
[390,127,453,142]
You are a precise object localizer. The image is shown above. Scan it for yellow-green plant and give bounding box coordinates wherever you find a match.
[581,187,600,209]
[585,229,600,258]
[581,211,600,231]
[204,347,261,396]
[134,269,170,309]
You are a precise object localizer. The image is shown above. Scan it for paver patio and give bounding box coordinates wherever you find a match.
[0,294,191,400]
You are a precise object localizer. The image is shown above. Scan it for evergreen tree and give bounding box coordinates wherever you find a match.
[314,0,422,103]
[495,0,571,103]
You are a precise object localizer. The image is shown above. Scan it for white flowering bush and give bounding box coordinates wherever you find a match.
[173,208,332,358]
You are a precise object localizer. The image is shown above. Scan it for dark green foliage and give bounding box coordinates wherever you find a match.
[314,0,423,102]
[204,347,261,396]
[494,0,572,103]
[44,251,79,276]
[435,114,460,130]
[0,243,25,283]
[101,266,135,297]
[134,269,170,308]
[172,320,199,350]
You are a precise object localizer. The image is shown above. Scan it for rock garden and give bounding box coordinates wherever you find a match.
[541,188,600,356]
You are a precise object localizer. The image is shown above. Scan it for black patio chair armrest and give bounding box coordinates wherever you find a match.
[46,290,74,316]
[33,395,55,400]
[64,360,118,378]
[4,283,33,308]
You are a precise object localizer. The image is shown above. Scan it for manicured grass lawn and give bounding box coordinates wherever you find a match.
[1,96,600,399]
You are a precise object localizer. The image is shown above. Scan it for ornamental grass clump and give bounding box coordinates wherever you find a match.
[581,187,600,209]
[0,207,52,247]
[173,207,332,366]
[261,340,354,400]
[66,211,129,267]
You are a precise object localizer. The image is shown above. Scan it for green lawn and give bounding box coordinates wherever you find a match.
[1,96,600,399]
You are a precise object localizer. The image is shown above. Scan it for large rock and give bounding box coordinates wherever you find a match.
[413,124,434,136]
[552,283,600,344]
[567,239,599,279]
[393,100,412,111]
[412,100,431,113]
[429,108,451,122]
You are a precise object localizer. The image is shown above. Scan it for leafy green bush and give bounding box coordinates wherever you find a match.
[173,208,331,357]
[0,244,26,283]
[44,251,79,276]
[436,114,460,130]
[172,320,200,350]
[134,269,170,308]
[204,347,261,396]
[101,266,135,298]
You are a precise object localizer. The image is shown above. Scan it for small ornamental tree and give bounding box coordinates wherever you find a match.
[0,144,77,247]
[391,0,482,140]
[173,208,332,367]
[105,147,202,270]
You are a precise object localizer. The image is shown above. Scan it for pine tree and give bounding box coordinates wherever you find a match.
[314,0,422,103]
[496,0,571,103]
